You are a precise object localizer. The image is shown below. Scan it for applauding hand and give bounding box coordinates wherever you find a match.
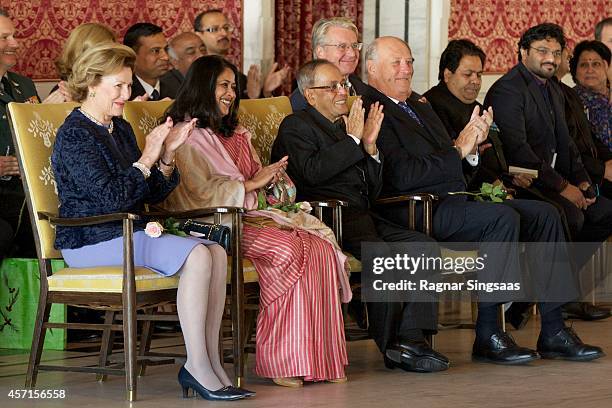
[362,101,384,155]
[245,156,289,192]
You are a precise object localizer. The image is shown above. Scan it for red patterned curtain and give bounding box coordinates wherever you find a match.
[449,0,611,73]
[2,0,243,81]
[274,0,363,94]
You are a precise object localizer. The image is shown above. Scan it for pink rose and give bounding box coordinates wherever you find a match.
[145,221,163,238]
[299,201,312,213]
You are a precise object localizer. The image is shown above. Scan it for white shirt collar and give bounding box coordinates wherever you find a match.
[135,75,160,97]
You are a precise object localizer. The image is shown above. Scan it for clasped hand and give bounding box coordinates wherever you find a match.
[139,117,197,168]
[342,98,385,155]
[245,156,289,192]
[454,105,493,158]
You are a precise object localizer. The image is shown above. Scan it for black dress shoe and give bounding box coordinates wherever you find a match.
[537,327,605,361]
[562,302,611,321]
[177,366,246,401]
[384,340,450,373]
[472,331,539,365]
[505,302,534,330]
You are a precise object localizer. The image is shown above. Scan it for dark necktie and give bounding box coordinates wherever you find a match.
[150,89,160,101]
[398,101,424,127]
[1,76,13,98]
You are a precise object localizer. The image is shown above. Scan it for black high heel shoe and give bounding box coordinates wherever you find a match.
[177,366,246,401]
[229,386,256,397]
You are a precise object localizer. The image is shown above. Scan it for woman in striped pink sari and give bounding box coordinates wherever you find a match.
[161,56,350,387]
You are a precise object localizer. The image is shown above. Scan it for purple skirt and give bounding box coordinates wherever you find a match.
[61,231,216,276]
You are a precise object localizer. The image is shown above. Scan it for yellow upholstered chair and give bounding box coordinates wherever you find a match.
[238,96,293,165]
[7,102,183,401]
[121,100,173,151]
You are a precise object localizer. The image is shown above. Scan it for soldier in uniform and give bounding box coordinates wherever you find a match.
[0,9,39,259]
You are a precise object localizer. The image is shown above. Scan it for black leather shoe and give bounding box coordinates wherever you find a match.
[562,302,611,321]
[505,302,534,330]
[230,386,256,397]
[384,340,450,372]
[178,366,246,401]
[472,332,539,365]
[537,327,605,361]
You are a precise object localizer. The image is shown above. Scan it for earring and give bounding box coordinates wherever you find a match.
[88,91,96,98]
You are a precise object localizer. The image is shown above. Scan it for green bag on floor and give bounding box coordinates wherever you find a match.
[0,258,67,350]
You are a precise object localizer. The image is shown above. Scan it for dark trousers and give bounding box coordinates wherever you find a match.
[539,190,612,269]
[503,199,580,311]
[385,195,522,291]
[0,182,35,260]
[341,207,438,353]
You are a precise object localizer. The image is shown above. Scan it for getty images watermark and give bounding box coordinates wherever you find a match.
[371,252,520,293]
[361,242,611,303]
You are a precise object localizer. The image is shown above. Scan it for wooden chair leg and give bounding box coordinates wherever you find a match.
[498,304,506,332]
[138,308,155,377]
[230,214,245,387]
[25,285,51,388]
[123,219,138,402]
[97,310,116,382]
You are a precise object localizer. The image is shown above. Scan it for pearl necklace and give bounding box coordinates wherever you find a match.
[79,108,114,134]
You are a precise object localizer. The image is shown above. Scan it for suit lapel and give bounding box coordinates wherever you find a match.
[387,97,443,149]
[518,65,555,133]
[130,74,146,100]
[0,91,13,105]
[303,106,347,143]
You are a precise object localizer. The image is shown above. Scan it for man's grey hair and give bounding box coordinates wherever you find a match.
[296,59,336,94]
[311,17,359,58]
[365,36,411,62]
[0,8,9,17]
[595,17,612,41]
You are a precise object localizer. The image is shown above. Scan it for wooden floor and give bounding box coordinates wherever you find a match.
[2,308,612,408]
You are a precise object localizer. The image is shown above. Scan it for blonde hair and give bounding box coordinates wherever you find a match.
[55,23,116,80]
[67,43,135,102]
[311,17,359,58]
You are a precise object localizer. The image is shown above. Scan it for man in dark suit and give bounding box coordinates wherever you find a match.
[289,17,369,111]
[425,39,611,324]
[272,59,451,373]
[194,9,289,99]
[0,9,39,259]
[486,24,612,246]
[123,23,181,101]
[364,36,603,363]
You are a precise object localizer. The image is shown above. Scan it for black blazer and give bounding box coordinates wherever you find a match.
[361,85,466,197]
[52,109,179,249]
[129,73,181,100]
[271,105,383,211]
[484,63,591,193]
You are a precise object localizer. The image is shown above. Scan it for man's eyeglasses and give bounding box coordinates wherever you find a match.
[322,42,363,52]
[201,24,234,34]
[529,47,562,58]
[308,80,351,93]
